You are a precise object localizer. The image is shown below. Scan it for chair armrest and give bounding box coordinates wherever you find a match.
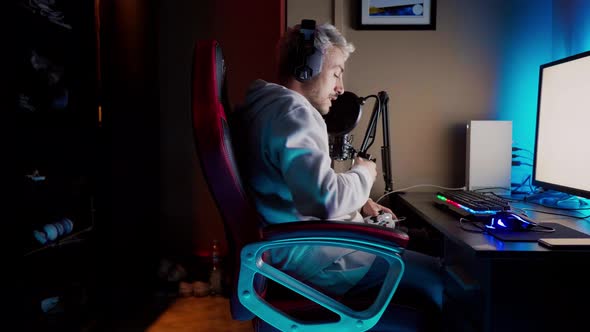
[238,235,405,332]
[261,220,409,248]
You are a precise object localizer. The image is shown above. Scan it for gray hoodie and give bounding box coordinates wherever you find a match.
[235,80,377,295]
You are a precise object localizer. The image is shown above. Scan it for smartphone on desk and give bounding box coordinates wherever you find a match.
[538,238,590,249]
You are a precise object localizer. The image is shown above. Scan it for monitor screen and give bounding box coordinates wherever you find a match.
[533,50,590,199]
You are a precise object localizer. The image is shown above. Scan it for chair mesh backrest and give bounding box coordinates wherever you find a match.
[191,40,262,319]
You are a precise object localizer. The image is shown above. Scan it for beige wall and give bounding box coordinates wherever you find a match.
[288,0,505,198]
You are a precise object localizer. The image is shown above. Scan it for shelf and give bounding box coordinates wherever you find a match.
[24,226,94,258]
[16,0,79,33]
[15,1,100,330]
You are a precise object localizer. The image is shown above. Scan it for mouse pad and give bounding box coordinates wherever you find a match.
[484,222,590,242]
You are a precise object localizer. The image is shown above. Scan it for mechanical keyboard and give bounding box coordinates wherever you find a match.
[434,190,511,216]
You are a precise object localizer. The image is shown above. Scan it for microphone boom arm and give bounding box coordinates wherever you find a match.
[358,91,393,193]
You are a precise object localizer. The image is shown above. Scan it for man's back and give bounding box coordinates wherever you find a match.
[234,79,373,224]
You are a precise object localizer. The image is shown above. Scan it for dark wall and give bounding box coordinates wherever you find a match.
[159,0,285,257]
[97,0,160,317]
[212,0,285,106]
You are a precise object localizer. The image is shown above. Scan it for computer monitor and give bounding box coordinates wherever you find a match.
[532,50,590,199]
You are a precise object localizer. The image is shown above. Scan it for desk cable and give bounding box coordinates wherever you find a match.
[458,217,485,233]
[376,184,466,204]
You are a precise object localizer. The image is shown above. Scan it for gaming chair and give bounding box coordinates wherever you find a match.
[191,39,422,332]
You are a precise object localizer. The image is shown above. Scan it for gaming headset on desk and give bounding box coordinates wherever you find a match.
[294,19,323,82]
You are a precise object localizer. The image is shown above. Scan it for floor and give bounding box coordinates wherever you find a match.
[145,296,253,332]
[30,288,255,331]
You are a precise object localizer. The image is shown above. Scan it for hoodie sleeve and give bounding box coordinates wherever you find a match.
[268,104,374,220]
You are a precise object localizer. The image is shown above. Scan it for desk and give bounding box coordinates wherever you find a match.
[394,192,590,332]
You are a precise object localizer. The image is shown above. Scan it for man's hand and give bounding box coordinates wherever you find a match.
[361,198,396,218]
[353,156,377,180]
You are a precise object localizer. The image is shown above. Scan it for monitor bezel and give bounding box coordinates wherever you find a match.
[532,49,590,199]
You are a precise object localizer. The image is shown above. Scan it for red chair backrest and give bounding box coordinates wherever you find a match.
[191,40,263,319]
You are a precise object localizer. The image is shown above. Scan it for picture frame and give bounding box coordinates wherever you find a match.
[356,0,437,30]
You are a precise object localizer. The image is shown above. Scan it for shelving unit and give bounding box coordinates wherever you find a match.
[13,1,99,330]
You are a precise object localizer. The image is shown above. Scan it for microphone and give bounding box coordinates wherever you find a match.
[324,91,363,160]
[328,133,355,161]
[324,90,394,193]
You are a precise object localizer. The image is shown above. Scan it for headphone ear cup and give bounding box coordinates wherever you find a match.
[295,50,323,82]
[295,49,324,82]
[294,64,312,82]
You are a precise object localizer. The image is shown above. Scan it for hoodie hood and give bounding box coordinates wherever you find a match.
[244,80,316,118]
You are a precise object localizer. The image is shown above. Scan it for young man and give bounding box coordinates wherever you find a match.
[234,21,442,316]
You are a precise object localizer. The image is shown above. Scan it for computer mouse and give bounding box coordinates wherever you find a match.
[484,211,537,231]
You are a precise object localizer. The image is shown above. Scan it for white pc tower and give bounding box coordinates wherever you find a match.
[465,120,512,194]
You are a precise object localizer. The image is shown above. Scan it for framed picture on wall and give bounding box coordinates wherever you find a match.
[356,0,436,30]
